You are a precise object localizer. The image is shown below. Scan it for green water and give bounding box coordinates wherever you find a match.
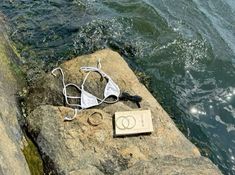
[1,0,235,174]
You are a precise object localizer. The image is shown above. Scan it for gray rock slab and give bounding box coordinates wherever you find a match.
[0,14,30,175]
[26,49,222,174]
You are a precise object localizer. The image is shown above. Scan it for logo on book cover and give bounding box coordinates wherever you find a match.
[115,115,136,130]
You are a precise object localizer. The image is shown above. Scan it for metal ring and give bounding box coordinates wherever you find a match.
[87,111,103,126]
[116,115,136,130]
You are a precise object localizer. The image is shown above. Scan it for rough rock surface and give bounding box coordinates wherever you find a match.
[26,49,222,174]
[0,15,30,175]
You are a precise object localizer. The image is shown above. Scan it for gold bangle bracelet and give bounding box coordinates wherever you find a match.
[87,111,103,126]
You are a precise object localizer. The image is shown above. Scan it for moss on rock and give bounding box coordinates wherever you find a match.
[22,136,44,175]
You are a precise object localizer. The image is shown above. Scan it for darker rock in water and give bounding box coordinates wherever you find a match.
[26,73,64,113]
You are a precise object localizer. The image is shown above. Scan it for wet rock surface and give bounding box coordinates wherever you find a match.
[26,49,222,174]
[120,156,221,175]
[0,14,31,175]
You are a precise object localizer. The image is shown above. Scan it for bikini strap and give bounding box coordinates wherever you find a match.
[52,67,82,108]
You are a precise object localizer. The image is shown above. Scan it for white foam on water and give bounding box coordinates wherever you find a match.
[227,125,235,133]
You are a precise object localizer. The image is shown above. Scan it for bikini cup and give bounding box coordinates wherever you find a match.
[80,66,120,102]
[63,82,99,109]
[104,78,120,98]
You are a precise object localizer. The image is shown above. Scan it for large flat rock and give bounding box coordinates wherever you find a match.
[26,49,222,174]
[0,14,30,175]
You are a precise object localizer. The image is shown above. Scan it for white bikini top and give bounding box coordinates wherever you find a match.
[52,60,120,120]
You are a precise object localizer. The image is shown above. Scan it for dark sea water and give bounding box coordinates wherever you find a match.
[0,0,235,174]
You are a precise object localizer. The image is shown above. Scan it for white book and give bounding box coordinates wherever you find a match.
[114,109,154,136]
